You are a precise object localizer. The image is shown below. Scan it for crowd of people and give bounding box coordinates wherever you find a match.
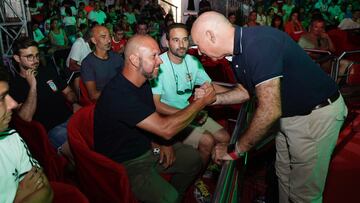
[1,0,359,202]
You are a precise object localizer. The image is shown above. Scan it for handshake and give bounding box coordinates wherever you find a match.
[193,82,217,105]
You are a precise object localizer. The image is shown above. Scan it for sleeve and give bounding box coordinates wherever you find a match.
[245,36,283,87]
[191,56,211,85]
[80,56,96,82]
[68,40,82,62]
[105,88,155,127]
[14,134,40,180]
[150,64,164,95]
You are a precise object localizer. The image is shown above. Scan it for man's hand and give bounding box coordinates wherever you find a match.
[212,143,233,164]
[24,69,37,88]
[192,110,208,126]
[195,82,216,105]
[159,145,176,169]
[16,167,46,199]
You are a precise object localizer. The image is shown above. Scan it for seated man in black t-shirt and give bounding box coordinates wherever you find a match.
[94,35,216,202]
[10,37,81,161]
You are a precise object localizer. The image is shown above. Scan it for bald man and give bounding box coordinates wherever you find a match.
[81,25,124,101]
[192,11,347,203]
[94,35,216,203]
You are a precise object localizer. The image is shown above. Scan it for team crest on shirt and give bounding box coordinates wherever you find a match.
[46,80,58,92]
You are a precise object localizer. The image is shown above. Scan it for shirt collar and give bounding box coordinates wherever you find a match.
[233,26,243,55]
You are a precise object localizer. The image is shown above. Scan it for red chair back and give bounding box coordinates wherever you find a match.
[347,63,360,86]
[10,115,68,181]
[67,105,138,203]
[79,78,94,106]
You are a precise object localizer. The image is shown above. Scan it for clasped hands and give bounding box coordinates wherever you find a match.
[193,82,216,105]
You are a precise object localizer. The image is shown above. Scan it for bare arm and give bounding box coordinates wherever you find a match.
[16,70,37,122]
[84,81,101,101]
[14,168,53,203]
[152,94,180,115]
[62,86,77,104]
[237,78,282,152]
[195,83,250,105]
[137,83,216,139]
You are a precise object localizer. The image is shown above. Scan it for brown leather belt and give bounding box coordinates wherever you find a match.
[313,91,340,110]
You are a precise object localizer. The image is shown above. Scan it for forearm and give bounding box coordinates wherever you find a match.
[15,186,53,203]
[213,84,249,105]
[161,99,207,139]
[237,104,281,152]
[237,78,281,152]
[89,90,101,101]
[155,102,180,115]
[17,87,37,122]
[64,90,78,104]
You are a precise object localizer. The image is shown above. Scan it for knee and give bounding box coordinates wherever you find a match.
[199,133,215,152]
[214,129,230,143]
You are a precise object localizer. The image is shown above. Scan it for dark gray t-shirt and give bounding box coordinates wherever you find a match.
[81,51,124,91]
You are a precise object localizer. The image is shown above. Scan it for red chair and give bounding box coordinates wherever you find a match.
[10,115,68,182]
[346,63,360,86]
[79,78,94,106]
[67,105,138,203]
[51,181,89,203]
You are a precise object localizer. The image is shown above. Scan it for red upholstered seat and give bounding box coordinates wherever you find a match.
[67,105,138,203]
[347,63,360,86]
[78,78,94,106]
[10,115,68,182]
[50,181,89,203]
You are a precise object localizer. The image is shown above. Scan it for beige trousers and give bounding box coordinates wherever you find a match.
[276,95,347,203]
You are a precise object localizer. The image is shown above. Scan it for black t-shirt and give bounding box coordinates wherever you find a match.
[232,26,339,117]
[94,73,153,163]
[9,65,72,130]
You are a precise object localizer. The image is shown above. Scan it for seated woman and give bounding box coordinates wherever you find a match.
[298,18,351,82]
[284,9,305,41]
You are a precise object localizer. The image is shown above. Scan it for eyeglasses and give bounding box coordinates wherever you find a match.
[20,53,40,62]
[169,57,193,95]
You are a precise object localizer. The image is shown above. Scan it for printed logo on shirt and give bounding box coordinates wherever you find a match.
[46,80,58,92]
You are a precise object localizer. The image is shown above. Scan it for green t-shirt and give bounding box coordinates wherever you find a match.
[151,53,211,109]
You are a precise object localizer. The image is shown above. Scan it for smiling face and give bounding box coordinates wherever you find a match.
[138,41,163,79]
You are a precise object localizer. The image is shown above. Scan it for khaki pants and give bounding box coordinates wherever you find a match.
[276,95,347,203]
[123,143,202,203]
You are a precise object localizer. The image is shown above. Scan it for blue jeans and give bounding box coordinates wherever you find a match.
[48,120,69,149]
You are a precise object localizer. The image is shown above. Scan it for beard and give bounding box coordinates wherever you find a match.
[170,47,187,58]
[139,58,157,80]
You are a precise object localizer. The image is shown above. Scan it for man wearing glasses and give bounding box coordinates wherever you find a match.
[10,37,80,162]
[151,23,230,166]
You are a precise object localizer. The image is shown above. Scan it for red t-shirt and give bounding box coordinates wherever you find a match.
[111,38,127,53]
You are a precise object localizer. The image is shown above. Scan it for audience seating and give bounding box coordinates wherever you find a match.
[51,181,89,203]
[78,78,94,106]
[67,105,138,203]
[324,112,360,203]
[10,115,68,182]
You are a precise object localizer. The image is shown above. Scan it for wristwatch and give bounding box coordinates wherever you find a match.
[227,142,245,160]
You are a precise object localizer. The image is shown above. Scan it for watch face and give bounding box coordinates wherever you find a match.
[227,144,235,153]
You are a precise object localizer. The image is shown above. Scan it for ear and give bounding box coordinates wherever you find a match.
[13,55,20,63]
[129,54,140,68]
[205,30,216,44]
[165,38,169,47]
[90,37,96,45]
